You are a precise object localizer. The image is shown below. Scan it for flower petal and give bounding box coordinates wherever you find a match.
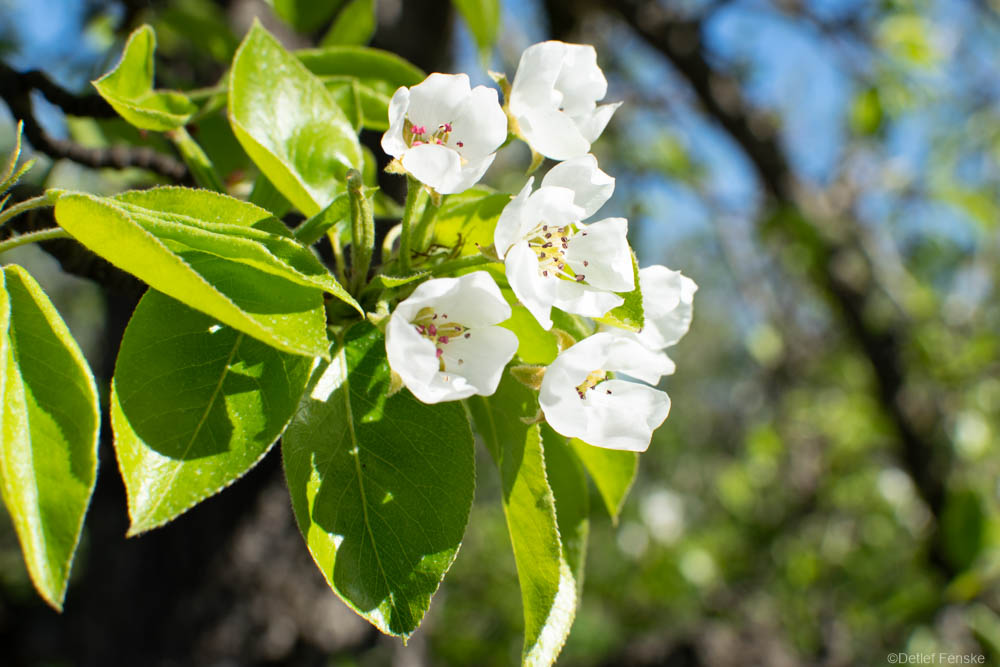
[564,217,633,292]
[506,241,556,329]
[637,265,698,349]
[518,106,590,161]
[579,380,670,451]
[494,178,534,257]
[406,73,471,131]
[553,43,607,115]
[542,154,615,219]
[386,310,441,391]
[509,41,566,117]
[439,326,518,396]
[401,143,463,193]
[551,279,624,319]
[381,86,410,158]
[575,101,622,145]
[450,85,507,159]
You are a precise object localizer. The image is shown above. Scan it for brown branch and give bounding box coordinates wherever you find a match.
[0,62,189,182]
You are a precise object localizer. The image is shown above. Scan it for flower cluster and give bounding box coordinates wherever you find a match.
[383,41,696,452]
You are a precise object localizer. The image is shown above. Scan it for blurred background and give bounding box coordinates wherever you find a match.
[1,0,999,665]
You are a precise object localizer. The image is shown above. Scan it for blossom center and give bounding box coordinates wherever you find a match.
[411,307,471,369]
[405,119,462,149]
[526,223,588,282]
[576,369,610,398]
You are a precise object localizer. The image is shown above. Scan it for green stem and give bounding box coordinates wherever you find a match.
[348,170,375,293]
[168,127,225,193]
[428,253,498,276]
[0,194,55,231]
[0,228,71,255]
[412,193,444,252]
[399,177,425,273]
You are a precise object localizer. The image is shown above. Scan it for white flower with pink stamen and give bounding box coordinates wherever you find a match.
[385,272,518,404]
[539,332,673,451]
[509,41,622,160]
[381,73,507,194]
[493,155,632,330]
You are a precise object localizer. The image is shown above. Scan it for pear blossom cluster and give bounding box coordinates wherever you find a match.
[382,41,697,452]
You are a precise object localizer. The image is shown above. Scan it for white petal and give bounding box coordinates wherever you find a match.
[381,86,410,157]
[397,272,510,327]
[527,186,585,230]
[401,143,463,193]
[575,101,622,145]
[542,154,615,219]
[506,241,556,329]
[406,73,471,131]
[518,106,590,161]
[450,85,507,159]
[637,266,698,349]
[386,311,441,397]
[448,153,496,195]
[578,380,670,451]
[553,43,607,115]
[551,279,623,318]
[602,334,674,384]
[564,218,633,292]
[509,41,566,117]
[494,178,534,257]
[439,326,518,396]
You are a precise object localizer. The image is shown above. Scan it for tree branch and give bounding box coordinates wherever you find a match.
[0,62,190,181]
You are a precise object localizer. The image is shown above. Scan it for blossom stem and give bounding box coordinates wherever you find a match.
[0,227,72,255]
[412,193,444,252]
[347,170,374,293]
[399,176,425,273]
[166,127,224,193]
[0,194,56,231]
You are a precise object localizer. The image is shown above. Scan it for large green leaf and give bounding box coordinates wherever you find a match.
[321,0,376,46]
[54,192,332,359]
[569,439,638,522]
[229,21,363,217]
[112,290,313,535]
[0,266,99,610]
[283,322,474,637]
[468,375,578,666]
[269,0,345,33]
[432,188,511,256]
[92,25,196,131]
[541,425,588,587]
[452,0,501,58]
[297,46,425,132]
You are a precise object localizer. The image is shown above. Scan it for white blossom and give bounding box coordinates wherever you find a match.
[386,272,518,404]
[382,73,507,194]
[539,332,673,451]
[494,155,632,330]
[509,41,622,160]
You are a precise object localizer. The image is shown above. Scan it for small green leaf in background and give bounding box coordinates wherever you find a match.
[452,0,501,60]
[432,188,511,255]
[269,0,345,33]
[230,21,363,217]
[321,0,376,46]
[92,24,196,131]
[112,290,313,535]
[468,375,578,667]
[283,322,475,637]
[297,46,425,132]
[593,249,643,332]
[0,266,99,611]
[569,438,638,522]
[54,191,333,359]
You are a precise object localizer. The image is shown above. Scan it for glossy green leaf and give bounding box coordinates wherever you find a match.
[230,21,362,217]
[502,301,558,365]
[452,0,501,58]
[321,0,376,46]
[112,290,313,535]
[326,77,364,132]
[569,438,638,522]
[593,249,643,332]
[54,192,332,359]
[541,425,589,587]
[0,266,99,610]
[92,25,196,131]
[283,322,474,637]
[432,188,511,256]
[468,375,578,666]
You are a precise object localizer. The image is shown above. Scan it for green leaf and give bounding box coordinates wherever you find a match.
[92,25,196,131]
[112,290,312,535]
[54,191,333,359]
[452,0,501,59]
[283,322,474,637]
[593,249,643,332]
[229,21,363,217]
[468,375,578,666]
[298,46,425,132]
[569,438,638,522]
[0,265,99,610]
[432,188,511,256]
[326,77,364,132]
[541,425,589,587]
[321,0,376,46]
[502,301,558,365]
[269,0,345,33]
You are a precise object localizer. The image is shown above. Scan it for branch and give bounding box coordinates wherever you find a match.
[0,62,190,182]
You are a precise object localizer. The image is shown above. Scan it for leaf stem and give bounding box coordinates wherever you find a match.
[0,194,55,231]
[348,170,374,293]
[427,253,499,276]
[398,177,425,273]
[167,127,225,193]
[0,228,72,255]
